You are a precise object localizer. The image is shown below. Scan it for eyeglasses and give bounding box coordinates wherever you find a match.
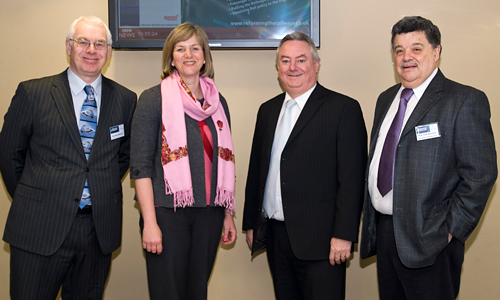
[70,39,108,50]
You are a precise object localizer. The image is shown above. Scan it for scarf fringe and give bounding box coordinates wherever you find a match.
[165,179,194,211]
[161,73,235,212]
[215,186,235,214]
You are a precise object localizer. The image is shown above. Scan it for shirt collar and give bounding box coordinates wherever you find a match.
[400,67,438,100]
[67,67,102,98]
[284,83,317,110]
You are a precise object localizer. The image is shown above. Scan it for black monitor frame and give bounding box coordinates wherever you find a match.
[108,0,320,50]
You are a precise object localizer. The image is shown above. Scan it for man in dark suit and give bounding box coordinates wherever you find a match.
[243,32,367,299]
[0,16,136,300]
[360,16,497,300]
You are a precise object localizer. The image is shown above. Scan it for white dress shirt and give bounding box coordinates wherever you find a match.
[368,68,438,215]
[263,84,316,220]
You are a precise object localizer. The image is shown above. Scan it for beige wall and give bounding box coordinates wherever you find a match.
[1,0,499,299]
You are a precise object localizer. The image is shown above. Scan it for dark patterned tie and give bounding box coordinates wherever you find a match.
[79,85,97,208]
[377,88,414,196]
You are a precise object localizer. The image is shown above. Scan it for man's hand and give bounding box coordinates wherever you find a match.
[246,229,254,249]
[329,237,352,265]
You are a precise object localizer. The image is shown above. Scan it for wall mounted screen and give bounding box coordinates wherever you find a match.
[109,0,320,49]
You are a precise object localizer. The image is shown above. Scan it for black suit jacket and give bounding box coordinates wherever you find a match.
[360,70,497,268]
[0,70,137,256]
[243,83,367,260]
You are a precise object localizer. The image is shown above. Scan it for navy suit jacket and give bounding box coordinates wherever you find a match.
[0,70,137,256]
[360,70,497,268]
[243,83,367,260]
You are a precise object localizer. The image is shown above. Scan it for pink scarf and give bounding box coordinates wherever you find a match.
[161,71,235,213]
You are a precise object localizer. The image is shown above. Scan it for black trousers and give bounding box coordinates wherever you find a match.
[140,206,225,300]
[376,214,464,300]
[10,211,111,300]
[266,219,346,300]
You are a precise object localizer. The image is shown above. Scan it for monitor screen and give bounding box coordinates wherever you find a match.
[109,0,320,49]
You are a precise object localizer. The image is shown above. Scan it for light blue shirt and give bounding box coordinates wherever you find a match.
[67,67,102,125]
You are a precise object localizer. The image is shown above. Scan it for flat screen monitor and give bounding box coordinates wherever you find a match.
[108,0,320,49]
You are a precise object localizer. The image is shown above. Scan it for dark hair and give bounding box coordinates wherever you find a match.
[391,16,441,52]
[161,22,214,80]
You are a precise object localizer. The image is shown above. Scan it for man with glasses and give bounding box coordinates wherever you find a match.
[0,16,136,299]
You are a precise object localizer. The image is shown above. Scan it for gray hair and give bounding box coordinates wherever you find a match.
[66,16,112,45]
[276,31,320,66]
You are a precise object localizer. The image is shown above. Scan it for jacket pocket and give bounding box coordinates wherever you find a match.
[14,183,45,202]
[422,199,450,219]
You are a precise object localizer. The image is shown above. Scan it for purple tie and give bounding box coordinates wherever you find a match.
[377,88,414,196]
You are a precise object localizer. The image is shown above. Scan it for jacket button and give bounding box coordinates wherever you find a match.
[86,167,90,172]
[74,198,80,202]
[133,170,140,176]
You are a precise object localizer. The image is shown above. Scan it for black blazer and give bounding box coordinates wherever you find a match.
[360,70,497,268]
[0,70,137,256]
[243,83,367,260]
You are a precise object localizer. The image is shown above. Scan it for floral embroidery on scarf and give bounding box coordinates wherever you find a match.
[179,77,211,110]
[218,146,235,163]
[217,120,223,131]
[161,124,188,165]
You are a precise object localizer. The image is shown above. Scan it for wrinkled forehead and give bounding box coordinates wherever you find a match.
[393,31,431,48]
[394,31,429,43]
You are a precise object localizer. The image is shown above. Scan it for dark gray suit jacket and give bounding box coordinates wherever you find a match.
[0,70,137,256]
[243,83,367,260]
[360,70,497,268]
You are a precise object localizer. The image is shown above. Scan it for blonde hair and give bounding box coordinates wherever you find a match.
[161,22,214,79]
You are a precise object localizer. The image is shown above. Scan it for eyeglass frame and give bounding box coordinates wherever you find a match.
[69,38,109,50]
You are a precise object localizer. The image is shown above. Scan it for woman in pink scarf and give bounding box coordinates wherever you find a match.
[130,22,236,300]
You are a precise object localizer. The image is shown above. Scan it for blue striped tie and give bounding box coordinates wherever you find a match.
[79,85,97,208]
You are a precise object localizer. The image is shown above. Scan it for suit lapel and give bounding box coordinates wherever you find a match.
[286,84,325,146]
[369,86,400,158]
[51,71,87,160]
[90,77,114,155]
[400,70,445,138]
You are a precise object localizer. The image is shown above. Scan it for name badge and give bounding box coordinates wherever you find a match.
[110,124,125,140]
[415,122,440,141]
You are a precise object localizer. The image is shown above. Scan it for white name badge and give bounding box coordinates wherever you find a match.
[415,122,441,141]
[110,124,125,140]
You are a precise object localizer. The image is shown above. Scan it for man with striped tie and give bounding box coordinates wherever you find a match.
[0,15,136,300]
